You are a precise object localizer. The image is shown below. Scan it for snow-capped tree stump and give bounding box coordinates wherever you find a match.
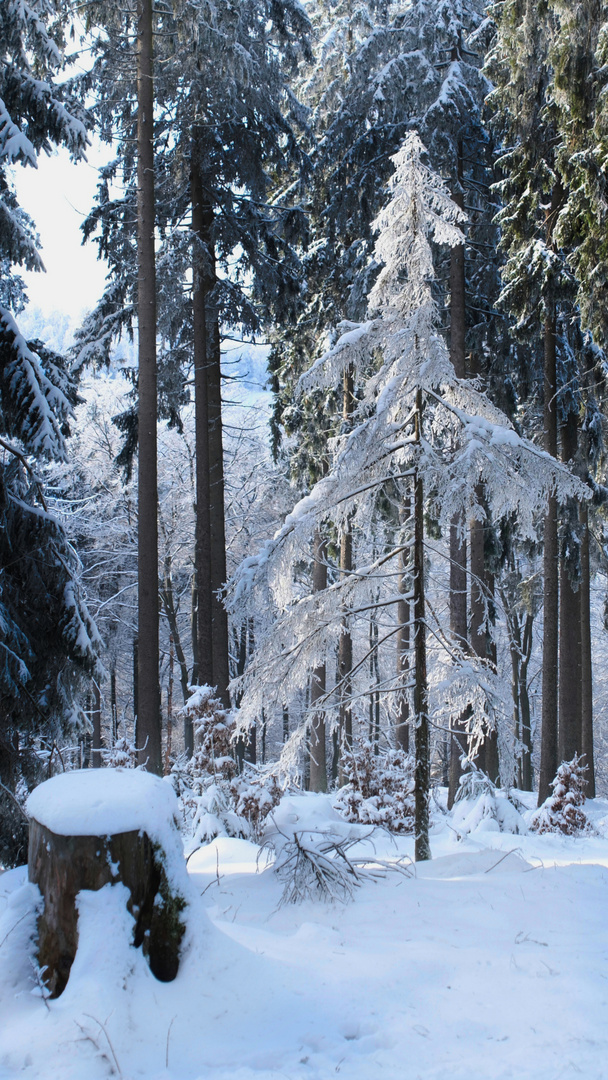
[27,768,188,998]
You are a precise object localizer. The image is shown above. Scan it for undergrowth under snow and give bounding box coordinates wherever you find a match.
[1,790,608,1080]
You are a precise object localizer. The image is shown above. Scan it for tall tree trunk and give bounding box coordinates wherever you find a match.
[520,612,534,791]
[414,389,430,862]
[484,572,500,784]
[538,184,563,804]
[309,529,328,793]
[469,500,487,774]
[538,306,559,805]
[165,634,173,775]
[580,503,595,795]
[396,499,411,753]
[111,666,117,743]
[136,0,161,773]
[133,637,139,748]
[91,681,102,769]
[447,174,468,808]
[208,316,231,707]
[558,411,582,763]
[191,152,213,702]
[338,366,354,774]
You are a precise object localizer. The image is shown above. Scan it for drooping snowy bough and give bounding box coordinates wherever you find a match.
[27,768,189,997]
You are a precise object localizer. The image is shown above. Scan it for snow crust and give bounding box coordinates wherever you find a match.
[26,767,179,839]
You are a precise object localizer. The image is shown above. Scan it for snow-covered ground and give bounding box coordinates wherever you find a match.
[2,792,608,1080]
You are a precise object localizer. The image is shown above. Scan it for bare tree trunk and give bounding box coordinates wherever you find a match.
[165,635,173,775]
[580,503,595,795]
[111,666,118,743]
[309,529,328,793]
[470,500,487,774]
[91,681,102,769]
[414,390,430,862]
[191,152,213,699]
[520,612,534,791]
[538,184,563,804]
[558,411,582,763]
[538,306,559,805]
[133,637,139,747]
[338,367,354,776]
[484,572,500,784]
[447,175,468,808]
[507,606,523,787]
[208,317,231,707]
[396,499,411,753]
[136,0,161,773]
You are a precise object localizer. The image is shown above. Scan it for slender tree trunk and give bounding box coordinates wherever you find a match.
[111,667,118,743]
[338,367,354,775]
[580,503,595,795]
[447,176,468,807]
[484,572,500,784]
[558,411,582,763]
[309,529,328,793]
[396,499,411,753]
[136,0,161,773]
[133,637,139,747]
[191,152,213,698]
[283,704,289,744]
[538,306,559,805]
[469,500,487,774]
[91,681,102,769]
[538,183,564,804]
[208,314,230,707]
[520,613,534,791]
[165,635,173,775]
[507,608,523,787]
[414,390,430,862]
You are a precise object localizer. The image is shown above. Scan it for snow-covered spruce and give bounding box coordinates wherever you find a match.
[228,133,586,769]
[334,740,415,834]
[173,686,282,846]
[451,762,527,837]
[531,755,593,836]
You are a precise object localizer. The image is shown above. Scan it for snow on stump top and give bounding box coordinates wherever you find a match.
[27,766,179,839]
[27,768,188,998]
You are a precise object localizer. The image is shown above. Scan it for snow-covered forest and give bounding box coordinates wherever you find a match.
[3,1,608,1077]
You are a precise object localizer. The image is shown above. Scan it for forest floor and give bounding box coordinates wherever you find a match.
[1,790,608,1080]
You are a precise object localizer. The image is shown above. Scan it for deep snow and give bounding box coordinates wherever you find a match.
[1,791,608,1080]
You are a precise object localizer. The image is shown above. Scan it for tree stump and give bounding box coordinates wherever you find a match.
[27,768,187,998]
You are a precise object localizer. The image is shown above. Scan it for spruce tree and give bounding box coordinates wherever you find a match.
[0,0,100,858]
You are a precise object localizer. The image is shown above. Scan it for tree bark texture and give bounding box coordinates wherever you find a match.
[447,178,468,807]
[580,504,595,795]
[338,367,354,769]
[208,314,231,706]
[538,308,559,805]
[414,392,430,862]
[91,680,102,769]
[191,154,214,695]
[309,529,328,793]
[396,499,411,754]
[558,410,582,763]
[29,820,185,998]
[136,0,161,773]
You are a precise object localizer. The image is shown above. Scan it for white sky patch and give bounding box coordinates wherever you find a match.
[12,139,110,323]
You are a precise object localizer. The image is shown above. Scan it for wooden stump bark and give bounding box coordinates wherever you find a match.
[28,814,186,997]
